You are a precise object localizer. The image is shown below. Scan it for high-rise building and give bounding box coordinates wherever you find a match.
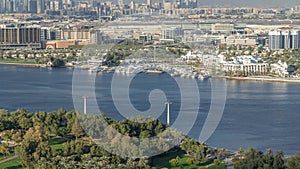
[282,30,290,49]
[0,0,5,13]
[147,0,151,7]
[268,30,282,50]
[29,0,38,14]
[8,0,15,13]
[37,0,45,14]
[290,30,299,49]
[298,30,300,48]
[268,30,300,50]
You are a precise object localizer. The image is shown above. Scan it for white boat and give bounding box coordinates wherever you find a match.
[146,69,164,74]
[198,74,210,80]
[88,66,99,73]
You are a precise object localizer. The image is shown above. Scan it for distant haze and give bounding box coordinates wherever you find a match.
[196,0,299,8]
[117,0,299,8]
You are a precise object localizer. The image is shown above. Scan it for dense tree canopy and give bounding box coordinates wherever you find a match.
[1,109,300,169]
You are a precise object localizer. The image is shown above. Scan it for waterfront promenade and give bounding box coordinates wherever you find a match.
[225,76,300,83]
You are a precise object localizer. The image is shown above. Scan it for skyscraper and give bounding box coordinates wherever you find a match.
[298,30,300,48]
[268,30,300,50]
[147,0,151,7]
[290,30,299,49]
[0,0,7,13]
[37,0,44,14]
[282,30,290,49]
[29,0,37,14]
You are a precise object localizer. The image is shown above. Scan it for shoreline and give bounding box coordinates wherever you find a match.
[0,62,40,67]
[225,76,300,83]
[0,62,70,68]
[2,62,300,83]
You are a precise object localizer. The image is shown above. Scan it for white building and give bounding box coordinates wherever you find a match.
[221,55,268,74]
[270,60,289,77]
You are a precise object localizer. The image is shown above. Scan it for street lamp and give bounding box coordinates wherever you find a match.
[165,101,172,125]
[83,96,88,114]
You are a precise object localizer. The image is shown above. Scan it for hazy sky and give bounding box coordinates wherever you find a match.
[196,0,300,8]
[115,0,299,8]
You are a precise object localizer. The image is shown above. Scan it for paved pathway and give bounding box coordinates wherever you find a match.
[225,158,234,169]
[0,155,18,163]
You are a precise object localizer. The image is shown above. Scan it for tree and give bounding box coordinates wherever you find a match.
[17,139,39,168]
[17,126,52,168]
[71,118,85,140]
[17,139,52,168]
[0,110,12,131]
[33,141,53,161]
[24,126,48,142]
[232,158,240,168]
[169,156,180,167]
[137,158,149,168]
[237,147,244,157]
[214,159,221,166]
[139,130,152,138]
[18,118,32,130]
[11,130,23,143]
[0,143,10,156]
[186,157,195,165]
[10,109,32,130]
[273,151,284,169]
[286,152,300,169]
[263,149,274,167]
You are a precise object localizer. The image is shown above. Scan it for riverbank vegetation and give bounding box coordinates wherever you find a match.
[0,39,191,68]
[0,48,79,67]
[0,109,300,168]
[0,109,225,168]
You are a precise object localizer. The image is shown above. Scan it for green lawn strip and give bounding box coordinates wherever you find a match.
[0,137,69,169]
[49,136,69,151]
[0,157,22,169]
[151,150,182,168]
[207,163,227,169]
[0,59,36,64]
[151,150,214,169]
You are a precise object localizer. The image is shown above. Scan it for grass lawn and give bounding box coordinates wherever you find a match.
[49,136,70,151]
[151,150,216,169]
[0,137,69,169]
[208,163,227,169]
[0,59,35,64]
[0,158,22,169]
[152,151,182,168]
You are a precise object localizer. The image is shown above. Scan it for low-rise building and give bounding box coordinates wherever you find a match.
[270,61,289,77]
[45,40,76,49]
[221,55,268,75]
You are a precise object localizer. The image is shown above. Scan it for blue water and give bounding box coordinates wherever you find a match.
[1,64,300,155]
